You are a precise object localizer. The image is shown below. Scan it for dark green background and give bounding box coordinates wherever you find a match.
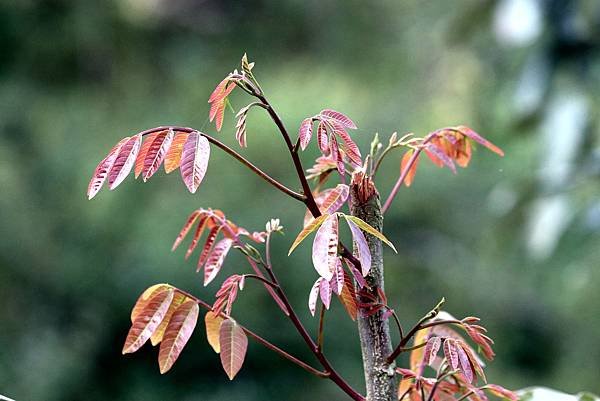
[1,1,599,400]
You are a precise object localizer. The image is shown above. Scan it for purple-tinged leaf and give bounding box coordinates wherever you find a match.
[185,215,209,259]
[172,210,202,252]
[204,238,233,286]
[298,118,313,151]
[456,342,474,383]
[320,184,349,214]
[180,131,210,194]
[344,217,372,276]
[320,109,357,129]
[317,121,329,155]
[342,215,397,253]
[87,137,128,199]
[423,336,442,366]
[319,278,332,309]
[344,258,367,288]
[330,259,344,295]
[443,338,459,370]
[108,135,142,190]
[288,214,329,255]
[197,226,222,270]
[425,143,456,173]
[142,129,174,182]
[312,214,339,280]
[308,278,322,316]
[456,126,504,157]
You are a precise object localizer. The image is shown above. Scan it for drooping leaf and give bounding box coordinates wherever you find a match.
[158,300,199,374]
[344,217,372,276]
[219,318,248,380]
[425,142,456,173]
[87,137,129,199]
[123,288,174,354]
[330,259,344,295]
[317,121,329,155]
[320,109,357,129]
[410,327,432,374]
[485,385,518,401]
[312,214,339,280]
[180,131,210,194]
[456,342,474,383]
[171,209,202,252]
[151,291,188,346]
[142,129,174,181]
[338,273,358,321]
[320,184,349,214]
[319,276,332,309]
[108,134,142,190]
[197,226,222,270]
[130,284,172,322]
[135,131,160,178]
[443,338,459,370]
[164,132,190,173]
[342,215,397,253]
[288,214,329,255]
[298,118,313,151]
[401,149,419,187]
[204,238,233,286]
[344,258,367,289]
[329,133,344,175]
[185,215,210,259]
[308,278,322,316]
[205,311,225,353]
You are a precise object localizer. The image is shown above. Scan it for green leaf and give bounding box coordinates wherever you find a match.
[341,214,397,253]
[288,214,329,256]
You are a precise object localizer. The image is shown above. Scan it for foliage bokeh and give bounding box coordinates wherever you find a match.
[1,1,599,400]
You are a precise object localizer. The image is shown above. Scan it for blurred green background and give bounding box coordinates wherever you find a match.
[1,1,599,400]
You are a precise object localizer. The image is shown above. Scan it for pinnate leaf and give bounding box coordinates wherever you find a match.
[180,131,210,194]
[123,288,174,354]
[158,300,199,374]
[171,209,202,252]
[342,215,397,253]
[330,259,344,295]
[130,284,172,322]
[87,137,129,199]
[308,278,322,316]
[320,109,357,129]
[298,118,313,151]
[151,291,188,346]
[204,238,233,286]
[142,129,174,181]
[423,336,442,366]
[135,131,160,178]
[312,214,339,280]
[338,273,358,321]
[205,311,225,353]
[344,216,372,276]
[443,338,459,370]
[288,214,329,255]
[108,134,142,190]
[164,132,190,173]
[319,277,332,309]
[401,149,419,187]
[457,126,504,157]
[219,319,248,380]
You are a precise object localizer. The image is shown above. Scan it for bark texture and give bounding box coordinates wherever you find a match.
[350,172,397,401]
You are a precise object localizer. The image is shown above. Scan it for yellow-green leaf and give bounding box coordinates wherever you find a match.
[205,311,225,353]
[341,215,397,253]
[288,214,329,256]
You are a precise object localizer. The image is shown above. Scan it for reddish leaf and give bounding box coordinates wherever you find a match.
[179,132,210,194]
[456,342,474,383]
[197,226,222,270]
[329,133,345,175]
[344,258,367,288]
[317,121,329,155]
[299,118,313,151]
[312,214,339,280]
[205,311,225,353]
[344,216,372,276]
[443,338,459,370]
[484,385,518,401]
[338,273,358,320]
[158,300,199,374]
[171,209,202,252]
[135,132,160,178]
[423,336,442,366]
[204,238,233,286]
[320,184,349,214]
[308,278,322,316]
[426,143,456,173]
[142,129,174,181]
[185,215,210,260]
[320,109,357,129]
[151,291,188,346]
[164,132,190,173]
[319,277,332,309]
[87,137,129,199]
[219,319,248,380]
[401,150,420,187]
[457,126,504,157]
[108,134,142,190]
[123,288,174,354]
[130,284,172,322]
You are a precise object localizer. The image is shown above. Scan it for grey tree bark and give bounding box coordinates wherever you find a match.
[350,172,397,401]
